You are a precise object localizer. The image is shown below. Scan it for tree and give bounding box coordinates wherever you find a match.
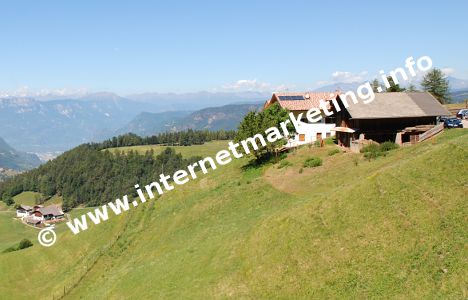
[386,76,406,92]
[421,68,450,104]
[371,79,381,93]
[235,104,294,161]
[2,192,14,206]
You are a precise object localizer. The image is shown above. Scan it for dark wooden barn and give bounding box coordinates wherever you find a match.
[332,92,451,151]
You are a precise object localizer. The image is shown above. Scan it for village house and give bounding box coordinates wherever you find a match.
[16,205,33,218]
[16,204,65,226]
[31,205,65,221]
[263,92,337,147]
[331,92,451,152]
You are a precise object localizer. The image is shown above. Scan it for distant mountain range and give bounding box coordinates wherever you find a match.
[117,103,261,136]
[0,137,41,171]
[116,111,191,136]
[0,92,265,152]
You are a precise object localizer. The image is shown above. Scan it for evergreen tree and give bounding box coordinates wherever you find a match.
[371,79,381,93]
[235,104,294,161]
[386,76,406,92]
[421,68,451,104]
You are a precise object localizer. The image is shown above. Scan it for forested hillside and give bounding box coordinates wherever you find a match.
[0,130,233,209]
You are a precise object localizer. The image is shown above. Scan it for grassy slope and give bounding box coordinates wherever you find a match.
[105,140,228,158]
[13,191,63,206]
[0,211,37,250]
[0,132,467,299]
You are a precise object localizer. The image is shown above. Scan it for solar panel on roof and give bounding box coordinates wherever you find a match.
[279,95,304,101]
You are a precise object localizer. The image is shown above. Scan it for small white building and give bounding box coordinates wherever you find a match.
[16,205,33,218]
[263,92,337,147]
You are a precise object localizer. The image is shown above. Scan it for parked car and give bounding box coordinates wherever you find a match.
[457,109,468,119]
[438,116,450,122]
[443,118,463,128]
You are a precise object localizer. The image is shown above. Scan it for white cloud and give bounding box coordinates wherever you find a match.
[315,71,368,87]
[0,87,89,99]
[220,79,290,93]
[441,67,455,76]
[331,71,368,83]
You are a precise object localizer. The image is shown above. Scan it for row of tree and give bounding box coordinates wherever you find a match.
[370,68,451,103]
[94,129,236,150]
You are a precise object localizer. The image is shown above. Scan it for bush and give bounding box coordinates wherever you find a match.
[360,143,380,153]
[2,238,33,254]
[379,141,399,152]
[304,157,322,168]
[298,168,303,174]
[328,149,340,156]
[278,160,293,169]
[2,246,17,253]
[18,239,33,250]
[324,137,336,145]
[361,141,398,160]
[363,150,385,160]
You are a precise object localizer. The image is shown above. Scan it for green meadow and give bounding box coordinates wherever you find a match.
[0,130,467,299]
[13,191,63,206]
[106,140,229,158]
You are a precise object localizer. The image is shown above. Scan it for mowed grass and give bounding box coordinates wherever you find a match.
[13,191,63,206]
[0,212,37,250]
[106,140,229,158]
[0,130,467,299]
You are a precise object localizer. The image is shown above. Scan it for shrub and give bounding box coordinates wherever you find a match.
[2,246,17,253]
[361,141,398,160]
[304,157,322,168]
[360,143,380,153]
[328,149,340,156]
[18,239,33,250]
[278,160,293,169]
[298,168,303,174]
[2,238,33,254]
[324,137,335,145]
[379,141,399,152]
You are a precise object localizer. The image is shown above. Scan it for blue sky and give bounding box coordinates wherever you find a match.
[0,0,467,95]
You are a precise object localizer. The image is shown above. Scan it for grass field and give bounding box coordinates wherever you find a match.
[105,140,229,158]
[1,130,467,299]
[13,191,63,206]
[0,212,37,250]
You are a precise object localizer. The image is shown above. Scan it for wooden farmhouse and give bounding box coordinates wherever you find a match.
[332,92,451,151]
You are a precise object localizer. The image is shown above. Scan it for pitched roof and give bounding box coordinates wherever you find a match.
[264,92,335,111]
[24,216,41,224]
[37,205,64,216]
[18,205,32,211]
[343,92,451,119]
